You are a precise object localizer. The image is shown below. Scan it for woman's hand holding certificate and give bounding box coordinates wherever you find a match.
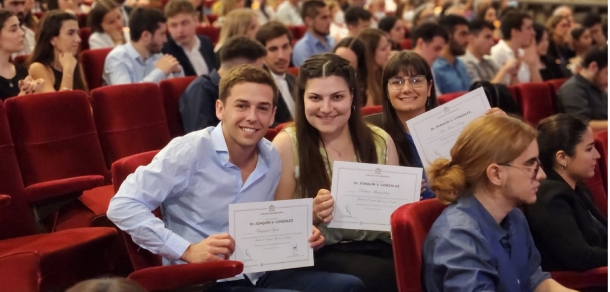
[313,189,334,225]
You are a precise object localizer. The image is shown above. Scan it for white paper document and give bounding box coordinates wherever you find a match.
[327,161,423,232]
[406,87,491,169]
[229,198,314,273]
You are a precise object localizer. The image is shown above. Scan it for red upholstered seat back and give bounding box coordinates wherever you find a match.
[160,76,196,138]
[0,101,36,240]
[584,163,608,216]
[287,25,307,40]
[545,78,567,104]
[112,150,162,270]
[400,39,412,50]
[196,26,220,44]
[594,130,608,192]
[265,128,278,141]
[78,27,91,51]
[390,199,447,292]
[513,82,554,126]
[287,67,299,77]
[5,91,108,187]
[91,83,172,169]
[437,91,466,105]
[80,48,113,90]
[361,105,383,116]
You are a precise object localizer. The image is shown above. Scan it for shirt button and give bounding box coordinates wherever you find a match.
[517,279,520,284]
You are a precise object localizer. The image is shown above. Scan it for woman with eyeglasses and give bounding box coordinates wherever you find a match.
[273,54,400,292]
[423,114,576,292]
[524,114,607,272]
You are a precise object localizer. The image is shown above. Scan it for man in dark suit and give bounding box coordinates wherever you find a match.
[255,21,297,126]
[163,0,216,77]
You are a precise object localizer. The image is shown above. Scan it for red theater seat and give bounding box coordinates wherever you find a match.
[265,128,278,141]
[513,82,555,126]
[437,91,466,105]
[361,105,383,116]
[160,76,197,138]
[584,163,608,216]
[287,67,300,77]
[391,199,447,292]
[12,54,28,66]
[91,83,172,169]
[196,26,220,43]
[288,25,307,40]
[78,27,91,51]
[545,78,567,106]
[400,39,412,50]
[80,48,113,90]
[594,130,608,192]
[551,267,608,291]
[207,14,218,24]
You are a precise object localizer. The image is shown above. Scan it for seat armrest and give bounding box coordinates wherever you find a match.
[24,175,105,204]
[0,194,11,209]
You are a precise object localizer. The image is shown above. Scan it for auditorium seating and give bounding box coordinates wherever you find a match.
[400,39,412,50]
[361,105,383,116]
[111,151,245,291]
[287,67,300,76]
[160,76,197,138]
[80,48,113,90]
[196,26,221,44]
[584,162,608,216]
[265,128,278,141]
[287,25,307,41]
[546,78,567,109]
[512,82,555,126]
[436,91,466,105]
[594,130,608,192]
[78,27,92,51]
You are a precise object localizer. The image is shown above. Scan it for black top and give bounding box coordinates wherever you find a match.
[524,169,607,272]
[539,54,571,81]
[162,35,217,77]
[179,69,222,134]
[557,74,608,122]
[0,64,27,101]
[545,40,573,78]
[52,67,62,91]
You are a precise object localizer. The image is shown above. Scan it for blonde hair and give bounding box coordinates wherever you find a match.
[219,0,244,17]
[215,8,257,51]
[545,15,567,34]
[427,115,537,203]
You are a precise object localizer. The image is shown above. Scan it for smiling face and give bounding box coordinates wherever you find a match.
[51,19,80,55]
[0,15,25,53]
[387,72,431,117]
[263,34,292,75]
[303,75,353,135]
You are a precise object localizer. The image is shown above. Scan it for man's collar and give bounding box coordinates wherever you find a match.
[179,35,200,52]
[210,69,221,86]
[125,42,147,62]
[210,122,272,167]
[575,73,602,92]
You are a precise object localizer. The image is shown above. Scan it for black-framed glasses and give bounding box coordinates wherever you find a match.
[498,158,541,181]
[388,75,427,90]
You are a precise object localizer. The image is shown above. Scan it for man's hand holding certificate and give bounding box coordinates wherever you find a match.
[229,198,314,273]
[406,87,491,168]
[327,161,423,232]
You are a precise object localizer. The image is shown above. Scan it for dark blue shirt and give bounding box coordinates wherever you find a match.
[423,195,551,292]
[432,57,472,94]
[179,69,221,134]
[406,133,434,199]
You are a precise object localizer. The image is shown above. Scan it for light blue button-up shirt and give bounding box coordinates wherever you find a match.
[103,42,184,85]
[432,56,472,95]
[292,31,336,67]
[107,123,281,281]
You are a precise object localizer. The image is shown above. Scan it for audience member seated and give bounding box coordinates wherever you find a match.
[103,7,184,85]
[557,46,608,131]
[107,64,365,292]
[214,8,259,55]
[423,114,575,292]
[0,9,43,100]
[273,54,400,292]
[87,0,129,49]
[163,0,215,77]
[366,0,385,27]
[214,0,246,26]
[117,0,132,26]
[255,0,275,25]
[47,0,89,14]
[568,27,593,74]
[461,19,519,84]
[275,0,302,25]
[545,15,572,77]
[357,28,391,106]
[411,3,435,29]
[490,12,542,84]
[475,3,501,39]
[188,0,211,25]
[66,278,146,292]
[534,23,570,81]
[28,10,86,92]
[333,37,366,99]
[255,21,296,125]
[378,16,405,51]
[582,13,606,46]
[411,21,448,66]
[343,6,371,39]
[1,0,35,57]
[292,0,334,67]
[526,113,607,272]
[432,15,471,94]
[327,0,347,42]
[180,36,266,134]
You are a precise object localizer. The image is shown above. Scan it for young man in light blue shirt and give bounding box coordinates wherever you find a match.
[107,65,364,292]
[291,0,335,67]
[103,7,184,85]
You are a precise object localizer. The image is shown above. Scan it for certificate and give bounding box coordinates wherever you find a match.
[229,198,314,273]
[406,87,490,169]
[327,161,423,232]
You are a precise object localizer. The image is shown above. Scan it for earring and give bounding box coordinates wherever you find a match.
[352,104,356,112]
[561,163,567,170]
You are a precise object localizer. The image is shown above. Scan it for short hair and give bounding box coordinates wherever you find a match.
[344,6,371,27]
[583,45,608,70]
[438,14,469,35]
[570,27,587,42]
[164,0,196,18]
[87,0,120,33]
[66,278,146,292]
[537,114,589,172]
[533,22,547,44]
[411,22,448,45]
[218,64,279,105]
[255,21,293,47]
[219,35,267,63]
[500,11,531,40]
[582,12,602,29]
[468,18,495,35]
[301,0,326,21]
[129,7,167,41]
[378,16,398,33]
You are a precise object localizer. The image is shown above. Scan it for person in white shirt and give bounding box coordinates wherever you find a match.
[489,11,542,84]
[162,0,215,77]
[1,0,35,57]
[255,21,295,125]
[87,0,130,49]
[275,0,302,25]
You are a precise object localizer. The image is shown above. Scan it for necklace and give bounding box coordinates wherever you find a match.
[324,142,353,158]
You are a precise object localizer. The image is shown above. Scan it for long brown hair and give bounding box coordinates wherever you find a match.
[29,11,86,91]
[295,54,381,198]
[357,28,386,106]
[381,51,437,167]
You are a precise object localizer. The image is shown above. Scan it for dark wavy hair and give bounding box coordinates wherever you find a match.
[333,37,367,103]
[295,54,381,198]
[537,113,589,172]
[381,50,437,167]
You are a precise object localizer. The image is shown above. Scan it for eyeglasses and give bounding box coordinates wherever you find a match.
[498,158,541,181]
[388,75,427,90]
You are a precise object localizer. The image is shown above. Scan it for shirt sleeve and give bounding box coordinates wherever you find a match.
[179,80,218,133]
[524,220,551,290]
[142,68,169,84]
[104,51,136,85]
[557,84,592,122]
[425,227,498,292]
[106,138,197,261]
[463,60,482,83]
[89,34,108,50]
[291,42,309,67]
